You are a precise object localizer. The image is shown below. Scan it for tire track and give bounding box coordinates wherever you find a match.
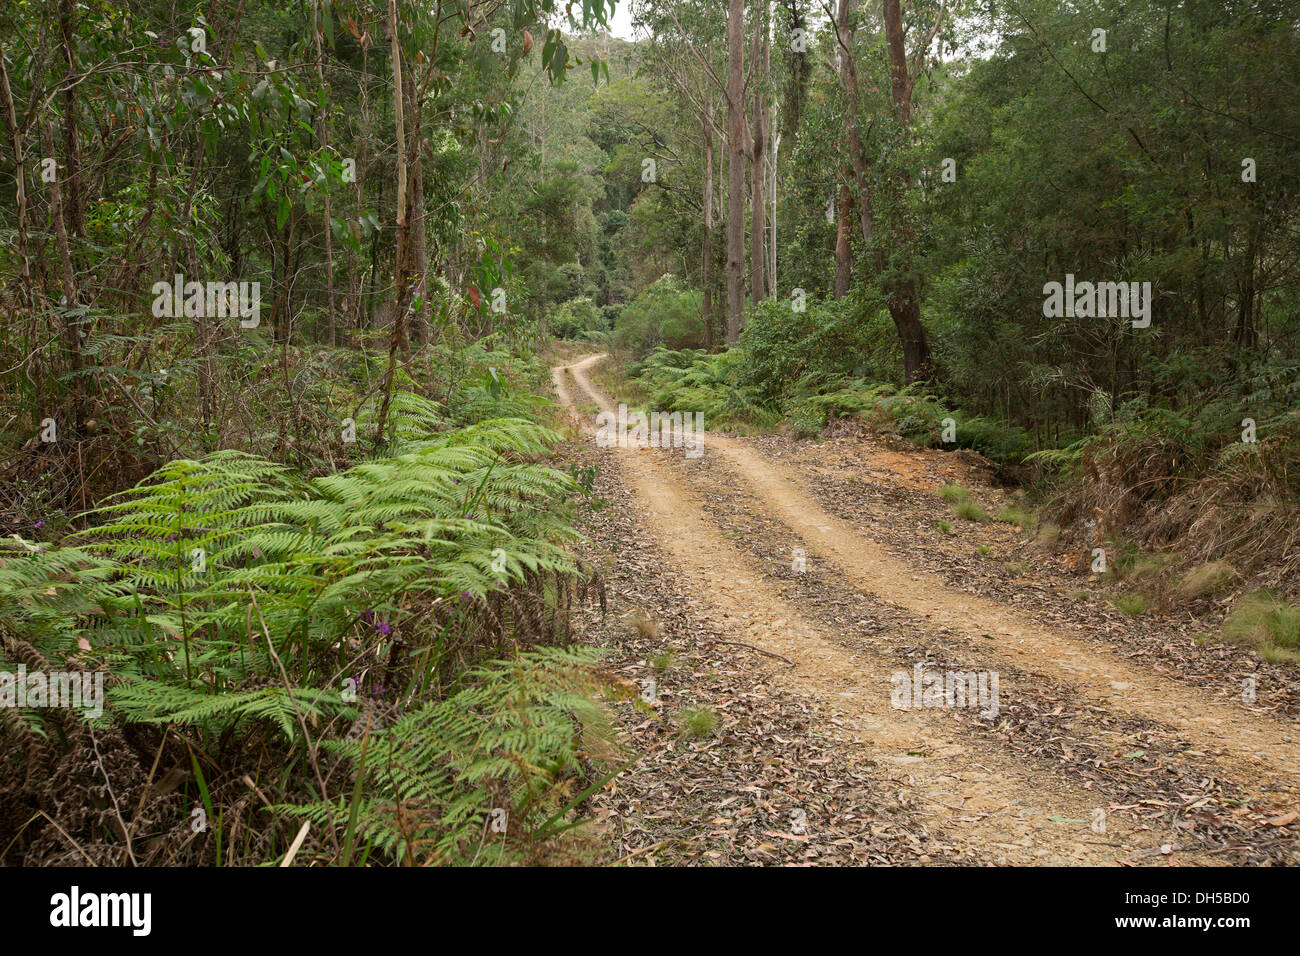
[566,355,1300,807]
[554,355,1191,865]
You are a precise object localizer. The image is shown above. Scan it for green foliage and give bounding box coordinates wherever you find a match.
[677,706,718,740]
[741,336,1033,460]
[629,347,778,429]
[952,499,988,522]
[925,2,1300,446]
[0,399,617,864]
[795,383,943,441]
[612,275,705,353]
[739,296,902,403]
[997,505,1029,529]
[1024,439,1090,474]
[1111,594,1152,617]
[952,416,1034,464]
[549,296,601,339]
[787,403,825,439]
[449,344,553,424]
[278,647,620,864]
[4,408,578,701]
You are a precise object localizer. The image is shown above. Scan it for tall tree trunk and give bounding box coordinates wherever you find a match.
[1233,229,1259,349]
[176,89,214,429]
[0,43,40,429]
[352,41,372,333]
[767,14,777,296]
[880,0,932,379]
[0,43,31,309]
[837,0,880,268]
[725,0,747,343]
[781,0,812,144]
[314,0,336,345]
[770,128,778,293]
[702,103,715,352]
[715,138,726,337]
[404,68,428,347]
[390,0,408,319]
[834,182,852,298]
[42,118,84,446]
[410,139,428,346]
[375,0,409,445]
[882,0,913,125]
[834,0,933,379]
[749,2,768,303]
[58,0,84,245]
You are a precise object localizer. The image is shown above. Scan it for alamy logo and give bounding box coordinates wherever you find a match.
[152,273,261,327]
[891,664,1000,718]
[50,886,151,936]
[1042,273,1151,328]
[594,404,704,458]
[0,665,104,718]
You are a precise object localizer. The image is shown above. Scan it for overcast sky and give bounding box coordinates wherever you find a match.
[607,2,639,40]
[600,3,995,58]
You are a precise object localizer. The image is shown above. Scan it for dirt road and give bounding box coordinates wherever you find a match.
[556,354,1300,866]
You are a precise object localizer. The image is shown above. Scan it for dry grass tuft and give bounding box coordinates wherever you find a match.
[1175,560,1237,601]
[629,612,662,641]
[1219,591,1300,663]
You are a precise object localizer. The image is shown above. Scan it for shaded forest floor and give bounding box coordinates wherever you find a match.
[553,351,1300,866]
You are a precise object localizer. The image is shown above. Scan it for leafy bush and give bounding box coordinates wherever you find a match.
[952,415,1033,463]
[739,294,902,402]
[797,382,945,441]
[612,275,704,353]
[549,296,601,339]
[278,647,621,864]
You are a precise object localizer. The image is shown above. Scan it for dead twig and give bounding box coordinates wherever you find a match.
[710,639,796,666]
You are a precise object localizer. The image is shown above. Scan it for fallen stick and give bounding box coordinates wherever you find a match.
[710,640,795,666]
[280,821,312,867]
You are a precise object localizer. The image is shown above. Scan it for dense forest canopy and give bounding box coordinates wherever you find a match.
[3,0,1296,472]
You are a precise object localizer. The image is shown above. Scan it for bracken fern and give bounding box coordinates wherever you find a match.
[0,395,618,865]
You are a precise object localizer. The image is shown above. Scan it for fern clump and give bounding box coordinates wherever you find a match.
[0,395,619,866]
[279,648,622,865]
